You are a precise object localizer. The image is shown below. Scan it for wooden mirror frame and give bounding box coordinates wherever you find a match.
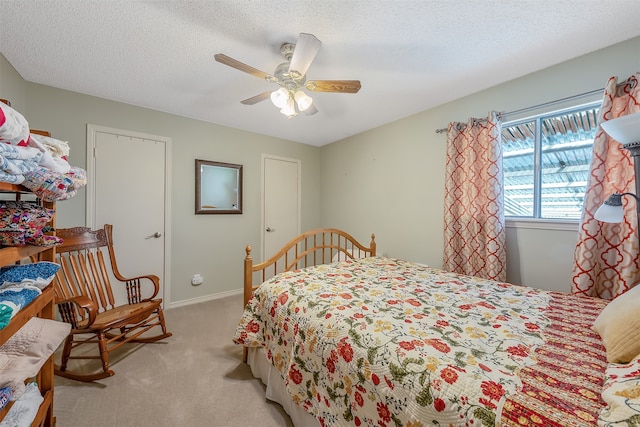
[195,159,243,214]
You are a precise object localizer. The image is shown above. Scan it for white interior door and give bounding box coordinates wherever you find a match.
[87,125,171,306]
[262,155,301,261]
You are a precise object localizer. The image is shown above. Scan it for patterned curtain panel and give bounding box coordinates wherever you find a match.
[572,73,640,300]
[443,111,506,281]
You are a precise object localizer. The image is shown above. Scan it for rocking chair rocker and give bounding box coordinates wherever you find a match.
[52,224,171,382]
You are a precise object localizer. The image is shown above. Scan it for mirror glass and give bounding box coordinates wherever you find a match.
[195,159,243,214]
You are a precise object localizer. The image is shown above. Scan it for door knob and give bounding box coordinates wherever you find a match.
[146,232,162,239]
[266,227,275,232]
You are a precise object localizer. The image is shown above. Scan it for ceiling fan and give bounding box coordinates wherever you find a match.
[215,33,361,118]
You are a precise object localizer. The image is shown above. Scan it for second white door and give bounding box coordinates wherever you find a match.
[262,155,301,261]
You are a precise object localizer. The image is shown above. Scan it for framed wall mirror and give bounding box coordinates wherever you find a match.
[195,159,243,214]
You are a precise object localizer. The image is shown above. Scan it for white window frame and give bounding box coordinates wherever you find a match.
[503,100,601,231]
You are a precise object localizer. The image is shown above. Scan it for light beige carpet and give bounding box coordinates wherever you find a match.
[53,293,294,426]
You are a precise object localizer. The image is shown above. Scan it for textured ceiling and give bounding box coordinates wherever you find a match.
[1,0,640,146]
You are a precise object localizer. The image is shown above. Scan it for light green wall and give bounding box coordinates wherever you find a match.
[0,65,322,304]
[0,55,26,113]
[321,36,640,292]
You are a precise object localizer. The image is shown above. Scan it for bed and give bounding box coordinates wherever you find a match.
[234,228,640,426]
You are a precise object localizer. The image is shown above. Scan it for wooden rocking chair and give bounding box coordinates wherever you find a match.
[52,224,172,382]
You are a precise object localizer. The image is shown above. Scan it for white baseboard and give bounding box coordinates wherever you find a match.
[166,288,243,309]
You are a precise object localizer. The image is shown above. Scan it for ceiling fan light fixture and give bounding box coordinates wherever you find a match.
[294,90,313,112]
[270,87,289,108]
[215,32,361,118]
[280,96,297,117]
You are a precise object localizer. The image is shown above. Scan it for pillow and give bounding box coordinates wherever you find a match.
[593,285,640,363]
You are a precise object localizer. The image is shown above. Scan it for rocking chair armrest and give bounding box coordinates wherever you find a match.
[116,273,161,300]
[56,295,98,328]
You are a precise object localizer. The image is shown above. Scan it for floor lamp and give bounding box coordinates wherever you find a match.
[594,112,640,225]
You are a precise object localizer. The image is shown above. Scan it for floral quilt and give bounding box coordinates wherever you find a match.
[233,257,611,427]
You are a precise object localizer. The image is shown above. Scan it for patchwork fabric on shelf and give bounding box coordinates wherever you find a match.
[21,166,87,202]
[0,231,26,247]
[0,201,59,247]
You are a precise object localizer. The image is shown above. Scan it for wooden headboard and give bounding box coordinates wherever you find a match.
[243,228,376,307]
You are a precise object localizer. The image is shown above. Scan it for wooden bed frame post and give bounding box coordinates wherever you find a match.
[244,245,254,307]
[243,245,253,363]
[370,234,376,256]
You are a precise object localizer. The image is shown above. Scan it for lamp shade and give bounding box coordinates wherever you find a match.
[270,88,289,109]
[594,193,625,223]
[594,202,625,223]
[600,112,640,146]
[294,90,313,112]
[280,96,296,117]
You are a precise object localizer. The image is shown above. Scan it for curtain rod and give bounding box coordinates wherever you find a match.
[434,87,606,134]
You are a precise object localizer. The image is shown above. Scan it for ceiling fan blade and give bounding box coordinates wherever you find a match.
[241,91,272,105]
[305,80,361,93]
[303,104,318,116]
[288,33,322,77]
[214,53,275,81]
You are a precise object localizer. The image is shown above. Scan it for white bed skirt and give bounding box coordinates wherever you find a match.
[247,347,320,427]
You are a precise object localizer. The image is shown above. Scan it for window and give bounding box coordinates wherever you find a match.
[502,102,600,220]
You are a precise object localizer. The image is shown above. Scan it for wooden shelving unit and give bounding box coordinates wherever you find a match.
[0,182,58,426]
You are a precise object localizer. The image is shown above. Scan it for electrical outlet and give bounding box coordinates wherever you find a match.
[191,274,203,286]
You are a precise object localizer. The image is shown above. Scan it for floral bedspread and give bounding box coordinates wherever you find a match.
[233,257,610,426]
